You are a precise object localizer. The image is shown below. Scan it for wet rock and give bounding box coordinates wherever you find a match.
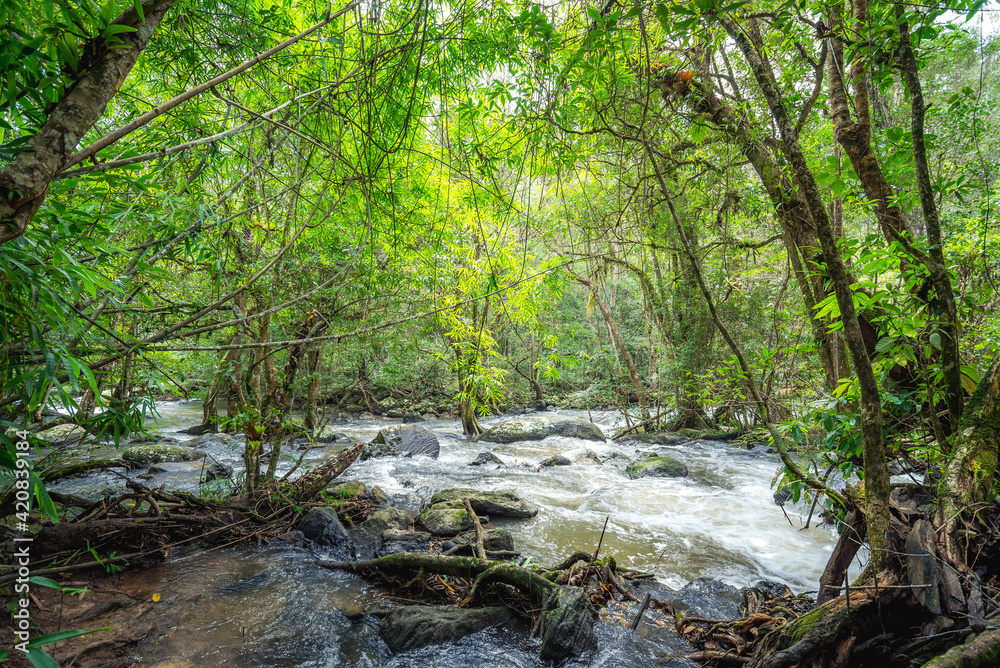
[745,579,791,601]
[34,424,92,447]
[567,448,602,464]
[218,571,272,594]
[627,433,688,446]
[626,456,688,479]
[299,507,355,560]
[123,444,207,465]
[443,527,515,553]
[668,578,743,621]
[540,586,598,661]
[327,480,367,499]
[596,601,698,667]
[369,485,389,506]
[418,506,474,535]
[530,399,550,412]
[478,414,606,444]
[181,433,234,450]
[147,461,206,474]
[429,488,538,518]
[378,529,432,556]
[351,506,415,558]
[202,461,233,483]
[380,605,512,654]
[361,424,440,460]
[540,454,572,467]
[402,413,424,423]
[468,452,503,467]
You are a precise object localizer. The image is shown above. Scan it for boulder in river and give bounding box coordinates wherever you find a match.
[299,507,355,560]
[202,461,233,483]
[34,423,93,447]
[147,461,207,475]
[468,451,503,466]
[418,506,475,535]
[429,488,538,518]
[478,413,606,443]
[327,480,366,499]
[380,605,512,654]
[351,506,415,558]
[626,456,689,479]
[667,578,743,621]
[123,444,207,466]
[443,527,515,553]
[540,454,572,467]
[378,529,432,556]
[539,586,598,661]
[361,424,440,460]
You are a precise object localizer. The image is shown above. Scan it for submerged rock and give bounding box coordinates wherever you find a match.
[147,461,207,474]
[429,488,538,518]
[478,414,606,443]
[299,507,354,560]
[361,424,440,460]
[626,456,689,479]
[380,605,512,654]
[123,444,206,465]
[540,455,572,467]
[468,451,503,466]
[668,578,743,621]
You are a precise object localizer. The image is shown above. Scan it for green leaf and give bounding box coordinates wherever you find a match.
[133,0,145,23]
[26,649,62,668]
[929,331,942,349]
[875,336,896,354]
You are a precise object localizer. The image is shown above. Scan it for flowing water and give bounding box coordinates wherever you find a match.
[47,401,839,666]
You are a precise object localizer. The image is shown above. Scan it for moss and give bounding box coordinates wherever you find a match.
[626,456,689,479]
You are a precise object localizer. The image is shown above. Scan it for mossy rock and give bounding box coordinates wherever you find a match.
[478,414,606,443]
[327,480,367,499]
[123,444,207,466]
[418,506,473,535]
[626,456,689,479]
[429,488,538,518]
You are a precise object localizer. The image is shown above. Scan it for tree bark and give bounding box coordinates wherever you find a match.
[720,15,891,572]
[0,0,176,243]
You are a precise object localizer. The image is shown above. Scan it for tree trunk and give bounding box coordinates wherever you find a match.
[0,0,176,243]
[721,15,892,572]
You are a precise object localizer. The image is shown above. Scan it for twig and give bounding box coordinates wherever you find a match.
[463,497,487,559]
[630,592,652,630]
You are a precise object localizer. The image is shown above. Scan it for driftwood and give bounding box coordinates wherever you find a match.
[3,440,367,579]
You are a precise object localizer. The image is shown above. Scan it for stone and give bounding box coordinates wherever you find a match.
[418,506,474,535]
[442,527,515,553]
[369,485,389,505]
[350,506,414,559]
[667,578,743,621]
[626,456,689,479]
[361,424,440,460]
[539,586,598,661]
[429,488,538,518]
[147,461,206,474]
[327,480,366,499]
[478,413,606,444]
[202,461,233,483]
[34,424,92,447]
[123,444,207,466]
[299,507,354,560]
[468,452,503,467]
[380,605,512,654]
[402,413,424,423]
[378,529,432,556]
[540,455,572,467]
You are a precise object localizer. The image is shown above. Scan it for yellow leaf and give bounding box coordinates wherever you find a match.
[152,593,161,602]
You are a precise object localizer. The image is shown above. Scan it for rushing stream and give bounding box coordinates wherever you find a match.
[47,401,840,666]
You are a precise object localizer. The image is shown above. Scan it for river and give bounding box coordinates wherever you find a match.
[45,401,840,666]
